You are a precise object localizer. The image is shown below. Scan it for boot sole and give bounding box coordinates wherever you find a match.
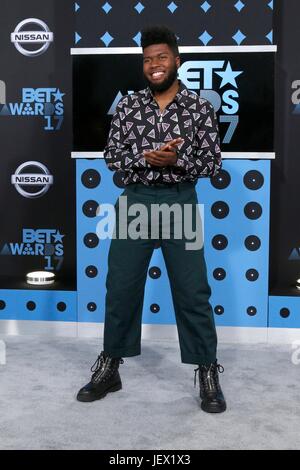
[77,382,122,402]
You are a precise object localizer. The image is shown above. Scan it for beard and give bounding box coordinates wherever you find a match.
[144,63,178,93]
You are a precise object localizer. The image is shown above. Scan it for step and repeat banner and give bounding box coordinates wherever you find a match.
[1,0,298,336]
[0,0,77,329]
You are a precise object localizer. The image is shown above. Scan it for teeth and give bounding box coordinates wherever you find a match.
[152,72,164,78]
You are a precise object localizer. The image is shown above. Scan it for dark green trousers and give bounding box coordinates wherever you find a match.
[103,181,217,365]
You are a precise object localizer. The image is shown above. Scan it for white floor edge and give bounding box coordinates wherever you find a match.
[0,320,300,344]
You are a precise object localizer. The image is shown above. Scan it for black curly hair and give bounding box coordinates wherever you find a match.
[141,25,179,56]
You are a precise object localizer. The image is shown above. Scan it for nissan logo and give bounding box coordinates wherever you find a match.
[11,18,54,57]
[11,161,53,198]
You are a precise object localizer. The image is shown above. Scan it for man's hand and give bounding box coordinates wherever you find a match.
[143,138,184,167]
[160,138,184,152]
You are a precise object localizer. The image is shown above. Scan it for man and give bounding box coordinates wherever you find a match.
[77,26,226,413]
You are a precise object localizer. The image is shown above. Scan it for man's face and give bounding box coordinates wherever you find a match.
[143,43,180,93]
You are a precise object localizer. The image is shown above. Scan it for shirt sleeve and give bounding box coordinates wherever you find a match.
[104,98,152,172]
[173,101,222,178]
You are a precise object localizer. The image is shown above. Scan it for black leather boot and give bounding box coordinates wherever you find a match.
[77,351,123,402]
[194,360,226,413]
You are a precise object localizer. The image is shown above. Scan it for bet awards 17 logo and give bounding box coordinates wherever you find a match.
[0,86,64,131]
[0,228,64,271]
[109,60,243,145]
[179,60,242,144]
[11,18,53,57]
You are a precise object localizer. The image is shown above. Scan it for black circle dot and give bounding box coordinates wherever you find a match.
[26,301,36,311]
[87,302,97,312]
[81,169,101,188]
[82,200,99,218]
[214,305,224,315]
[244,235,261,251]
[83,233,99,248]
[245,269,259,281]
[113,171,126,188]
[280,308,290,318]
[85,265,98,278]
[211,201,229,219]
[149,266,161,279]
[247,306,257,316]
[244,202,262,220]
[211,170,231,189]
[150,303,160,313]
[213,268,226,280]
[0,300,6,310]
[212,234,228,250]
[57,302,66,312]
[243,170,264,190]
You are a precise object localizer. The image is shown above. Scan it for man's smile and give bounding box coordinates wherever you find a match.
[150,70,165,80]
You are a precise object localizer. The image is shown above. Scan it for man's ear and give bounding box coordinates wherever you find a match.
[175,56,180,69]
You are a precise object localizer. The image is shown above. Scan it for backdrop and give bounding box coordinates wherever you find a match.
[0,0,299,341]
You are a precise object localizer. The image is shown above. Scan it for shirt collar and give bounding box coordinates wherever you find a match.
[141,80,188,108]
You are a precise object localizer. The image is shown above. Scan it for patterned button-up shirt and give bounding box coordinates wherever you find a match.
[104,80,222,186]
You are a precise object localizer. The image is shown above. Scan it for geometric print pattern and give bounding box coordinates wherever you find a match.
[104,80,222,185]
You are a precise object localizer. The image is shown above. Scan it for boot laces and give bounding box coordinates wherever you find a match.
[194,362,224,391]
[90,352,124,384]
[90,352,105,373]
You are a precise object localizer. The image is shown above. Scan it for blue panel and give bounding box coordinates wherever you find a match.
[269,296,300,328]
[197,159,270,327]
[77,159,121,323]
[0,290,77,322]
[76,158,270,327]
